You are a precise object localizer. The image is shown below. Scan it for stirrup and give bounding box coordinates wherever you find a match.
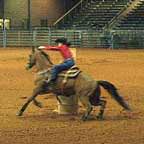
[44,78,51,84]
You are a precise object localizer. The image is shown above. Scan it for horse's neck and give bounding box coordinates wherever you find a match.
[35,52,52,71]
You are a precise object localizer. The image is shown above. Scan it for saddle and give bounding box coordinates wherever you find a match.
[58,65,81,84]
[52,65,81,96]
[36,66,81,94]
[36,66,81,84]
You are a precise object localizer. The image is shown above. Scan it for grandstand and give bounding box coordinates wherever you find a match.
[0,0,144,48]
[115,0,144,29]
[54,0,133,30]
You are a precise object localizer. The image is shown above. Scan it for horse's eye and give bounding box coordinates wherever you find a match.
[28,54,32,60]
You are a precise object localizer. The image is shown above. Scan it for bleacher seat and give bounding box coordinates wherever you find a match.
[56,0,130,30]
[115,1,144,30]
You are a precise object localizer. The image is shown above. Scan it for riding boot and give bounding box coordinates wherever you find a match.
[44,70,56,88]
[44,77,55,88]
[44,78,52,84]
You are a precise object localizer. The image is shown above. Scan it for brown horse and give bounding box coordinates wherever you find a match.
[16,48,131,121]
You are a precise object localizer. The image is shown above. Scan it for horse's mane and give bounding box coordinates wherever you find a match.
[39,50,53,65]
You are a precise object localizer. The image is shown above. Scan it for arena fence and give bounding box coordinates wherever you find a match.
[0,28,144,49]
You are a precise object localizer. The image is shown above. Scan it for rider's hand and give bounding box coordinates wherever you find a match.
[25,64,30,70]
[38,46,45,49]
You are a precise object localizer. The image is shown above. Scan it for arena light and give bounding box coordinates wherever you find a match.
[0,19,10,29]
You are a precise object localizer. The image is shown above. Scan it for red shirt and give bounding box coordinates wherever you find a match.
[43,45,73,60]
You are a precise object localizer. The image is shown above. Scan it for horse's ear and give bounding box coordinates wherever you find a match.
[32,46,35,53]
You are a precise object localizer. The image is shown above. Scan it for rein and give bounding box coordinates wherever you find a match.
[37,68,51,75]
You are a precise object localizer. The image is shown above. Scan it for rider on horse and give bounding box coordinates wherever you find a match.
[38,37,75,84]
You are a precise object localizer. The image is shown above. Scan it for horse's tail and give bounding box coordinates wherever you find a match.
[97,80,131,111]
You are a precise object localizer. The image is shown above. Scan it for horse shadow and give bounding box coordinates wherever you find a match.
[17,111,140,122]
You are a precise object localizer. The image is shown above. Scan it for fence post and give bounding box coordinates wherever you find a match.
[79,30,82,48]
[64,30,68,38]
[3,29,6,48]
[18,31,21,46]
[33,29,37,47]
[48,27,51,45]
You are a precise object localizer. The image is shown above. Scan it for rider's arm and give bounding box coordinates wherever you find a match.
[38,46,60,51]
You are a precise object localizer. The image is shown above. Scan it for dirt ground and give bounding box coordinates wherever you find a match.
[0,48,144,144]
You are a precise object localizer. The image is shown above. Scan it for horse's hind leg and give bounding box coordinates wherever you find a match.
[96,99,107,120]
[79,95,93,121]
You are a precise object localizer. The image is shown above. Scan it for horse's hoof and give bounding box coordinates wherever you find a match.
[81,115,87,121]
[35,102,43,108]
[96,115,104,121]
[53,109,58,113]
[16,111,23,116]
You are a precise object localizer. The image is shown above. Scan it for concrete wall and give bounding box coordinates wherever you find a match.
[4,0,27,28]
[4,0,74,28]
[31,0,64,27]
[0,0,4,18]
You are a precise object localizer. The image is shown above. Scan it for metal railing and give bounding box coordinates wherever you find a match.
[53,0,87,26]
[103,0,130,30]
[0,29,144,49]
[0,29,82,47]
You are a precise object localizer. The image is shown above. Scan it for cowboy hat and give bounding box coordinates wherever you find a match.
[55,37,71,46]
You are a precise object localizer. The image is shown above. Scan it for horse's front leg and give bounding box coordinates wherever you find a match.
[16,85,44,116]
[33,85,52,108]
[33,99,43,108]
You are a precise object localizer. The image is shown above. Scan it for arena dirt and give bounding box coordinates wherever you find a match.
[0,48,144,144]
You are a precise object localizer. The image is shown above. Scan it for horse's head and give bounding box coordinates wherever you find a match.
[26,47,53,71]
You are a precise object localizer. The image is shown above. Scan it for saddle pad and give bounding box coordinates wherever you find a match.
[58,65,81,78]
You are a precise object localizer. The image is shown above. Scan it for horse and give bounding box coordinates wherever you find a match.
[16,48,131,121]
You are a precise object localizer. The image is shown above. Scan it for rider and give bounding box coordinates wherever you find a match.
[38,37,75,84]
